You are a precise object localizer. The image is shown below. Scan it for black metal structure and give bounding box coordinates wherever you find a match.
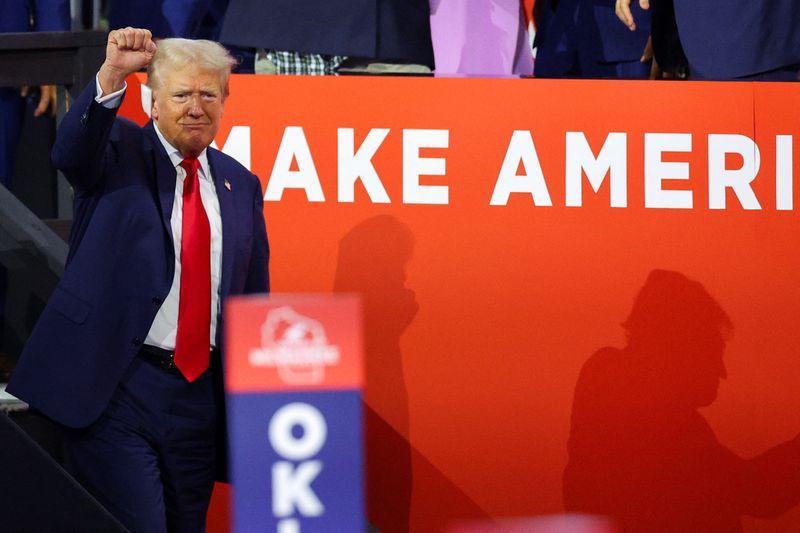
[0,413,130,533]
[0,31,106,98]
[0,185,67,382]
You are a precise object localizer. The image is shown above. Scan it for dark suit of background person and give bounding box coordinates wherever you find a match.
[7,29,270,532]
[108,0,227,40]
[672,0,800,80]
[534,0,651,79]
[617,0,800,80]
[107,0,255,71]
[0,0,70,189]
[218,0,435,70]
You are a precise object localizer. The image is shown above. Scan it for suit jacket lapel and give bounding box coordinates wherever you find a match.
[208,148,234,301]
[144,121,177,245]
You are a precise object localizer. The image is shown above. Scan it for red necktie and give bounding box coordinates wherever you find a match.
[174,157,211,381]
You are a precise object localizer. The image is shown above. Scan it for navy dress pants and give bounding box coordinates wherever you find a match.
[1,87,24,188]
[65,356,220,533]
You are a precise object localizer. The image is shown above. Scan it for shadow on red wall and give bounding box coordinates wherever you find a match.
[334,215,418,532]
[563,269,800,532]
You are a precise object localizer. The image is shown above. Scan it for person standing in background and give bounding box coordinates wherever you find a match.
[429,0,534,76]
[615,0,800,80]
[219,0,435,75]
[0,0,70,189]
[534,0,652,79]
[106,0,255,71]
[107,0,228,40]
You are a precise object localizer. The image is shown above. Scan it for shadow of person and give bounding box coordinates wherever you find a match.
[333,215,418,533]
[563,269,800,532]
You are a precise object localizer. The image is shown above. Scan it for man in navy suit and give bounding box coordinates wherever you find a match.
[616,0,800,80]
[8,27,270,532]
[534,0,652,79]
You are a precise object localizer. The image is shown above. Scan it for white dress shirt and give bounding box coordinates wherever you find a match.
[95,76,223,350]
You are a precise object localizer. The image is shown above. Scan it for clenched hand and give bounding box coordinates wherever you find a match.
[98,27,157,95]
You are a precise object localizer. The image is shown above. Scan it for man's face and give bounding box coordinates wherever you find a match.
[151,64,225,157]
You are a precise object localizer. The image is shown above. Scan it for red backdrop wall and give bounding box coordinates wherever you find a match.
[121,75,800,532]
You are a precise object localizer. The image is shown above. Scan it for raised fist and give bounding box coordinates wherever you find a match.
[98,27,157,94]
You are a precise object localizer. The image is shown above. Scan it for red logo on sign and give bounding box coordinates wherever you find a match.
[226,295,363,393]
[248,306,341,385]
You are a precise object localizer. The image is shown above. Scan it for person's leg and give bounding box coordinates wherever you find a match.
[160,368,219,533]
[614,59,652,80]
[577,58,651,80]
[0,88,24,189]
[65,359,169,533]
[67,354,219,533]
[533,0,581,78]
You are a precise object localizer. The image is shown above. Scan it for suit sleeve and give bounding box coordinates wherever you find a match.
[51,80,120,193]
[244,175,270,294]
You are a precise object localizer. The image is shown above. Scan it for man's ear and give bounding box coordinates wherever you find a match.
[151,93,159,120]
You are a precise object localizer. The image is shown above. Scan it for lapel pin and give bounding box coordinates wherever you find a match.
[224,179,231,191]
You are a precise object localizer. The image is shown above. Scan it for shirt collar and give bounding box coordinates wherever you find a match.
[153,121,211,181]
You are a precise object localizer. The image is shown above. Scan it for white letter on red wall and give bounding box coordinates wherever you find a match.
[776,135,793,211]
[265,127,325,202]
[708,134,762,210]
[565,132,627,207]
[403,129,449,205]
[211,126,251,170]
[644,133,692,209]
[338,128,391,203]
[490,130,552,206]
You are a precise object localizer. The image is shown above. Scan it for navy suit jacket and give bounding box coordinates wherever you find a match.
[8,81,270,428]
[673,0,800,79]
[219,0,435,68]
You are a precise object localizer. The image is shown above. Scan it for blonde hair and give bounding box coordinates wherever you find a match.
[147,38,237,96]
